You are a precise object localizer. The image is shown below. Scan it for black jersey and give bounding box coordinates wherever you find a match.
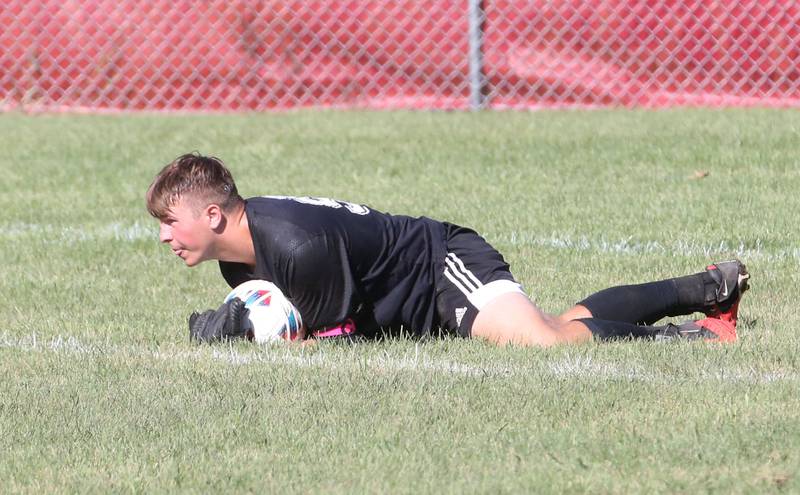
[219,196,448,335]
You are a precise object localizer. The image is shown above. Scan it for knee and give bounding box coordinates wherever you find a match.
[471,293,561,347]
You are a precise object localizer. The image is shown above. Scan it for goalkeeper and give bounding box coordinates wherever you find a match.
[146,153,750,345]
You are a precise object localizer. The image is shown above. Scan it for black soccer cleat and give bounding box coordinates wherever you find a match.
[656,317,737,342]
[703,260,750,321]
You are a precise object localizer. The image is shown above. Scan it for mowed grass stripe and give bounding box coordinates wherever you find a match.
[3,332,798,385]
[3,221,800,262]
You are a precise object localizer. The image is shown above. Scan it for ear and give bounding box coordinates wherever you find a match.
[204,204,224,230]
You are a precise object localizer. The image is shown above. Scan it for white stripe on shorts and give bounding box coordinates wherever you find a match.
[443,253,526,310]
[444,253,482,292]
[445,253,483,289]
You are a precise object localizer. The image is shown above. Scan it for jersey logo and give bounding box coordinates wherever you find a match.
[263,195,370,215]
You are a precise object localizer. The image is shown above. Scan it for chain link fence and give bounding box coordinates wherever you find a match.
[3,1,800,112]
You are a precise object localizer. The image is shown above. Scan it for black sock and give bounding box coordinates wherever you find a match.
[672,271,718,313]
[578,272,712,324]
[578,279,679,325]
[578,317,667,340]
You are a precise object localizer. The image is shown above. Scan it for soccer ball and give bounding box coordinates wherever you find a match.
[223,280,303,343]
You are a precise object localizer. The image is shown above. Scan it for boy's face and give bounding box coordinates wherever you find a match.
[158,196,216,267]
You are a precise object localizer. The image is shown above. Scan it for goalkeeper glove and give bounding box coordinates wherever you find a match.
[188,297,248,343]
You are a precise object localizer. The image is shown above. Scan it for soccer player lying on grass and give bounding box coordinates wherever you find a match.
[146,153,750,346]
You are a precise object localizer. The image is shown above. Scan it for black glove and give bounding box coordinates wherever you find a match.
[188,297,248,343]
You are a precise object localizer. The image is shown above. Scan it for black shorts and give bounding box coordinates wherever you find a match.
[433,223,525,337]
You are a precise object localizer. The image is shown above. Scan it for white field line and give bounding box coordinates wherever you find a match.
[489,232,800,262]
[0,222,157,242]
[3,221,799,262]
[1,332,798,385]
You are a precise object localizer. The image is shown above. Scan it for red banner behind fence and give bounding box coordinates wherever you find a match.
[3,1,800,111]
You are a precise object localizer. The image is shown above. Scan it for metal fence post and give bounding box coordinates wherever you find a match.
[468,0,486,110]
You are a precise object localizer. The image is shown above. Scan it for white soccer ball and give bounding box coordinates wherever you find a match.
[223,280,303,343]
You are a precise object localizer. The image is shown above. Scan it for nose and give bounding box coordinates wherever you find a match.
[159,222,172,243]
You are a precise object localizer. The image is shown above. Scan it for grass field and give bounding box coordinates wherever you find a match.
[1,109,799,493]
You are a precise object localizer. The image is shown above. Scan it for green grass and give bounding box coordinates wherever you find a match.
[1,109,799,493]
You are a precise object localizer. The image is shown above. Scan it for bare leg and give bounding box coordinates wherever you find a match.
[471,294,686,346]
[471,292,592,347]
[557,304,593,322]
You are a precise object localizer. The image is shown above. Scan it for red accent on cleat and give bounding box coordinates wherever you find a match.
[695,317,737,342]
[704,260,749,324]
[706,300,740,325]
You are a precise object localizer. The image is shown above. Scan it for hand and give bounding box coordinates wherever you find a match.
[188,298,248,343]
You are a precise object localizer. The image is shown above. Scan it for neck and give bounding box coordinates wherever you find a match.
[214,205,256,267]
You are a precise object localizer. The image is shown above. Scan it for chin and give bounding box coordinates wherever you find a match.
[184,257,201,267]
[175,251,198,267]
